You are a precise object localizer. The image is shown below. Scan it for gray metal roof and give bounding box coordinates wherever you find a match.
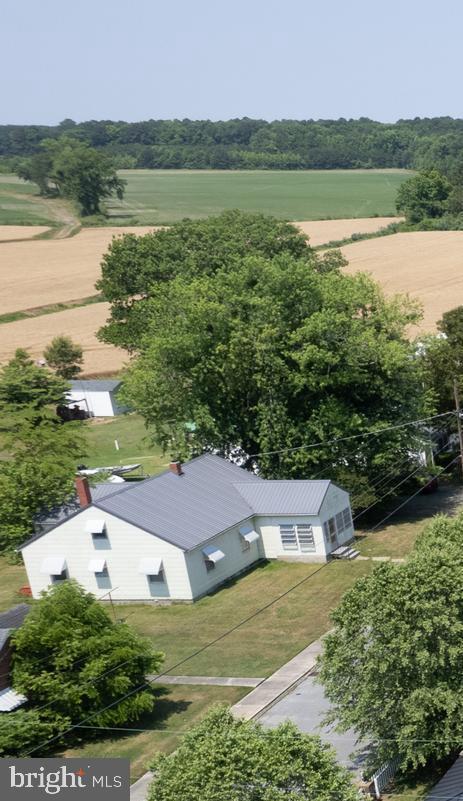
[0,604,31,630]
[91,482,126,502]
[426,754,463,800]
[69,380,122,392]
[234,480,331,514]
[94,454,263,550]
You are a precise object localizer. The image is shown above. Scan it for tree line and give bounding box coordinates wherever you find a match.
[3,116,463,172]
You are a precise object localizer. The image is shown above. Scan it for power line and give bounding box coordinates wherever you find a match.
[249,411,455,459]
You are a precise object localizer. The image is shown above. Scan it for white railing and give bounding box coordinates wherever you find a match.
[370,757,400,798]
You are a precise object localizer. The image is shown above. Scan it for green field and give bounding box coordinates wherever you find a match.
[104,168,410,224]
[0,169,410,226]
[0,175,55,225]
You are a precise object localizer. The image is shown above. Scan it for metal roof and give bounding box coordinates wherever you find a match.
[234,480,331,514]
[0,604,30,631]
[69,380,122,392]
[94,454,262,550]
[91,482,126,502]
[426,754,463,800]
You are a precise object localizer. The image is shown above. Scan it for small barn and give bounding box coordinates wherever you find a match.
[21,455,356,603]
[66,379,128,417]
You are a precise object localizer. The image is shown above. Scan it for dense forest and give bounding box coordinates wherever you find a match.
[1,117,463,172]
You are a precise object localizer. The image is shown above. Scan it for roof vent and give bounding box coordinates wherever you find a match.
[169,461,183,476]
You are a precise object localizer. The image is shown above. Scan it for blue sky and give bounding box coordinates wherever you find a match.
[2,0,462,124]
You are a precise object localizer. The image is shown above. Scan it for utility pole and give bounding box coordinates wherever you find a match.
[453,378,463,478]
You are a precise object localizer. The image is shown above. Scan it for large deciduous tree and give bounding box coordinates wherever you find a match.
[120,248,427,499]
[0,349,69,414]
[12,581,163,727]
[44,336,83,379]
[396,169,452,224]
[96,211,310,351]
[318,512,463,769]
[16,138,125,216]
[148,706,360,801]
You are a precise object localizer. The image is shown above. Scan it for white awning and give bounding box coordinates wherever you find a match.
[202,545,225,563]
[40,556,66,575]
[88,558,107,573]
[85,519,105,534]
[0,687,27,712]
[239,525,260,544]
[138,558,163,575]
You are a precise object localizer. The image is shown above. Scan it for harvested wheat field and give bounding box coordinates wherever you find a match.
[0,302,127,376]
[341,231,463,333]
[295,217,401,246]
[0,226,157,315]
[0,225,50,241]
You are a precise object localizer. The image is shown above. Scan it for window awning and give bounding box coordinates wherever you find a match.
[239,525,260,544]
[85,519,105,534]
[88,558,107,573]
[40,556,66,575]
[0,687,27,713]
[138,558,163,575]
[202,545,225,563]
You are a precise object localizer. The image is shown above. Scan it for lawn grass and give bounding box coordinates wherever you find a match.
[0,554,28,611]
[102,169,411,224]
[114,560,373,678]
[84,413,167,476]
[61,684,246,781]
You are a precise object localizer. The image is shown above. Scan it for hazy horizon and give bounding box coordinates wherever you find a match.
[3,0,463,126]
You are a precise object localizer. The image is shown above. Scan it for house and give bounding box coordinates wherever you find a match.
[0,604,30,712]
[20,455,355,603]
[425,753,463,800]
[66,379,128,417]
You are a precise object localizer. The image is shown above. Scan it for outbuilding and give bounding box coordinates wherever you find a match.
[21,455,356,603]
[66,379,128,417]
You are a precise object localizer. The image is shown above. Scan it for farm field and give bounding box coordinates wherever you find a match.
[341,230,463,332]
[0,302,126,375]
[296,216,401,246]
[0,175,56,226]
[0,224,50,241]
[0,226,156,316]
[105,168,410,223]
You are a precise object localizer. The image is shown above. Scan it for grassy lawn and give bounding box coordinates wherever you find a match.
[103,168,410,224]
[61,683,246,781]
[0,555,28,611]
[355,482,463,559]
[114,560,372,678]
[84,413,167,476]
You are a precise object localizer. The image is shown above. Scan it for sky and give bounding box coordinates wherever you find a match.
[2,0,463,125]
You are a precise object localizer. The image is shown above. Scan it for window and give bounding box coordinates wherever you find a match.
[297,525,315,553]
[85,519,110,548]
[323,517,337,544]
[202,546,225,573]
[95,566,111,590]
[239,525,260,553]
[51,569,68,584]
[148,572,164,583]
[342,507,352,530]
[280,524,298,551]
[241,538,251,552]
[323,507,353,543]
[205,559,215,572]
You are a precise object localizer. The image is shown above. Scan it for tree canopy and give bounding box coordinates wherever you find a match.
[318,512,463,769]
[396,169,452,224]
[148,706,359,801]
[420,305,463,415]
[44,335,83,379]
[0,349,69,414]
[97,210,310,351]
[118,234,428,501]
[12,581,163,728]
[16,138,125,216]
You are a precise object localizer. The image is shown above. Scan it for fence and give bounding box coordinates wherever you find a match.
[369,757,400,798]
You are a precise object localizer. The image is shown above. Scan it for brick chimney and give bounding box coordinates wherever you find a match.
[169,461,183,476]
[75,476,92,507]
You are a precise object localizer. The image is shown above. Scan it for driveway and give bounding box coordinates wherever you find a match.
[259,674,371,776]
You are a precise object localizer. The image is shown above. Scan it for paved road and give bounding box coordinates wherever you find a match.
[260,675,371,776]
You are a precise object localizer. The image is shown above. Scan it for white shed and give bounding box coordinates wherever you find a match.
[21,455,355,603]
[66,379,128,417]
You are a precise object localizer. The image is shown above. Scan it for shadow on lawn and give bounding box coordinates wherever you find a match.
[356,481,463,538]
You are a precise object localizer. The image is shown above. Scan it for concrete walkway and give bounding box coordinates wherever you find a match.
[149,674,264,687]
[130,640,323,800]
[231,639,323,720]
